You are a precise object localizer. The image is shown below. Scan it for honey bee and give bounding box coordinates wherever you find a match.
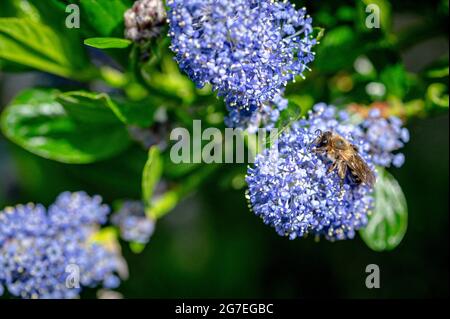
[311,130,376,187]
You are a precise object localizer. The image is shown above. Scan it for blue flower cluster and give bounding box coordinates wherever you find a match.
[246,104,375,240]
[0,192,126,299]
[246,103,410,240]
[111,201,155,244]
[361,109,410,168]
[168,0,316,130]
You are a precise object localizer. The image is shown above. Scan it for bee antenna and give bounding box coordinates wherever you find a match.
[309,129,322,149]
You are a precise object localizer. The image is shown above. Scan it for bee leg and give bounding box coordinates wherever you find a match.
[327,160,338,174]
[337,160,347,189]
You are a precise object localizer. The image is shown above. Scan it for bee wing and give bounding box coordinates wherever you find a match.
[347,153,376,187]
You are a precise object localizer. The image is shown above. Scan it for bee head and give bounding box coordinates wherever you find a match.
[318,130,333,146]
[310,130,332,149]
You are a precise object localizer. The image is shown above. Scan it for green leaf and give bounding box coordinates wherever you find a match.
[143,55,197,105]
[360,168,408,252]
[423,56,449,79]
[0,18,93,80]
[426,66,449,79]
[84,37,132,49]
[311,27,325,42]
[58,91,157,127]
[142,146,163,207]
[380,64,409,99]
[110,96,157,127]
[0,0,41,20]
[80,0,132,37]
[146,191,180,220]
[422,58,448,110]
[426,83,449,109]
[1,89,131,164]
[56,91,123,124]
[28,0,97,47]
[0,57,33,72]
[90,226,118,244]
[129,242,146,254]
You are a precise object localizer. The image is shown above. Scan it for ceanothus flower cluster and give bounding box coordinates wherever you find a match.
[246,104,375,241]
[361,109,410,168]
[246,103,410,240]
[167,0,316,130]
[111,201,155,244]
[0,192,126,299]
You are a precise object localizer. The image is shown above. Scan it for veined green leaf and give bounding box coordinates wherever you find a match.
[58,90,157,127]
[110,96,157,127]
[142,146,163,207]
[1,89,131,164]
[0,18,93,80]
[57,91,123,124]
[360,168,408,251]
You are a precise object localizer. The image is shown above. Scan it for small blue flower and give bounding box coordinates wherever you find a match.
[111,201,155,245]
[168,0,316,129]
[246,104,375,241]
[0,192,125,299]
[361,109,409,168]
